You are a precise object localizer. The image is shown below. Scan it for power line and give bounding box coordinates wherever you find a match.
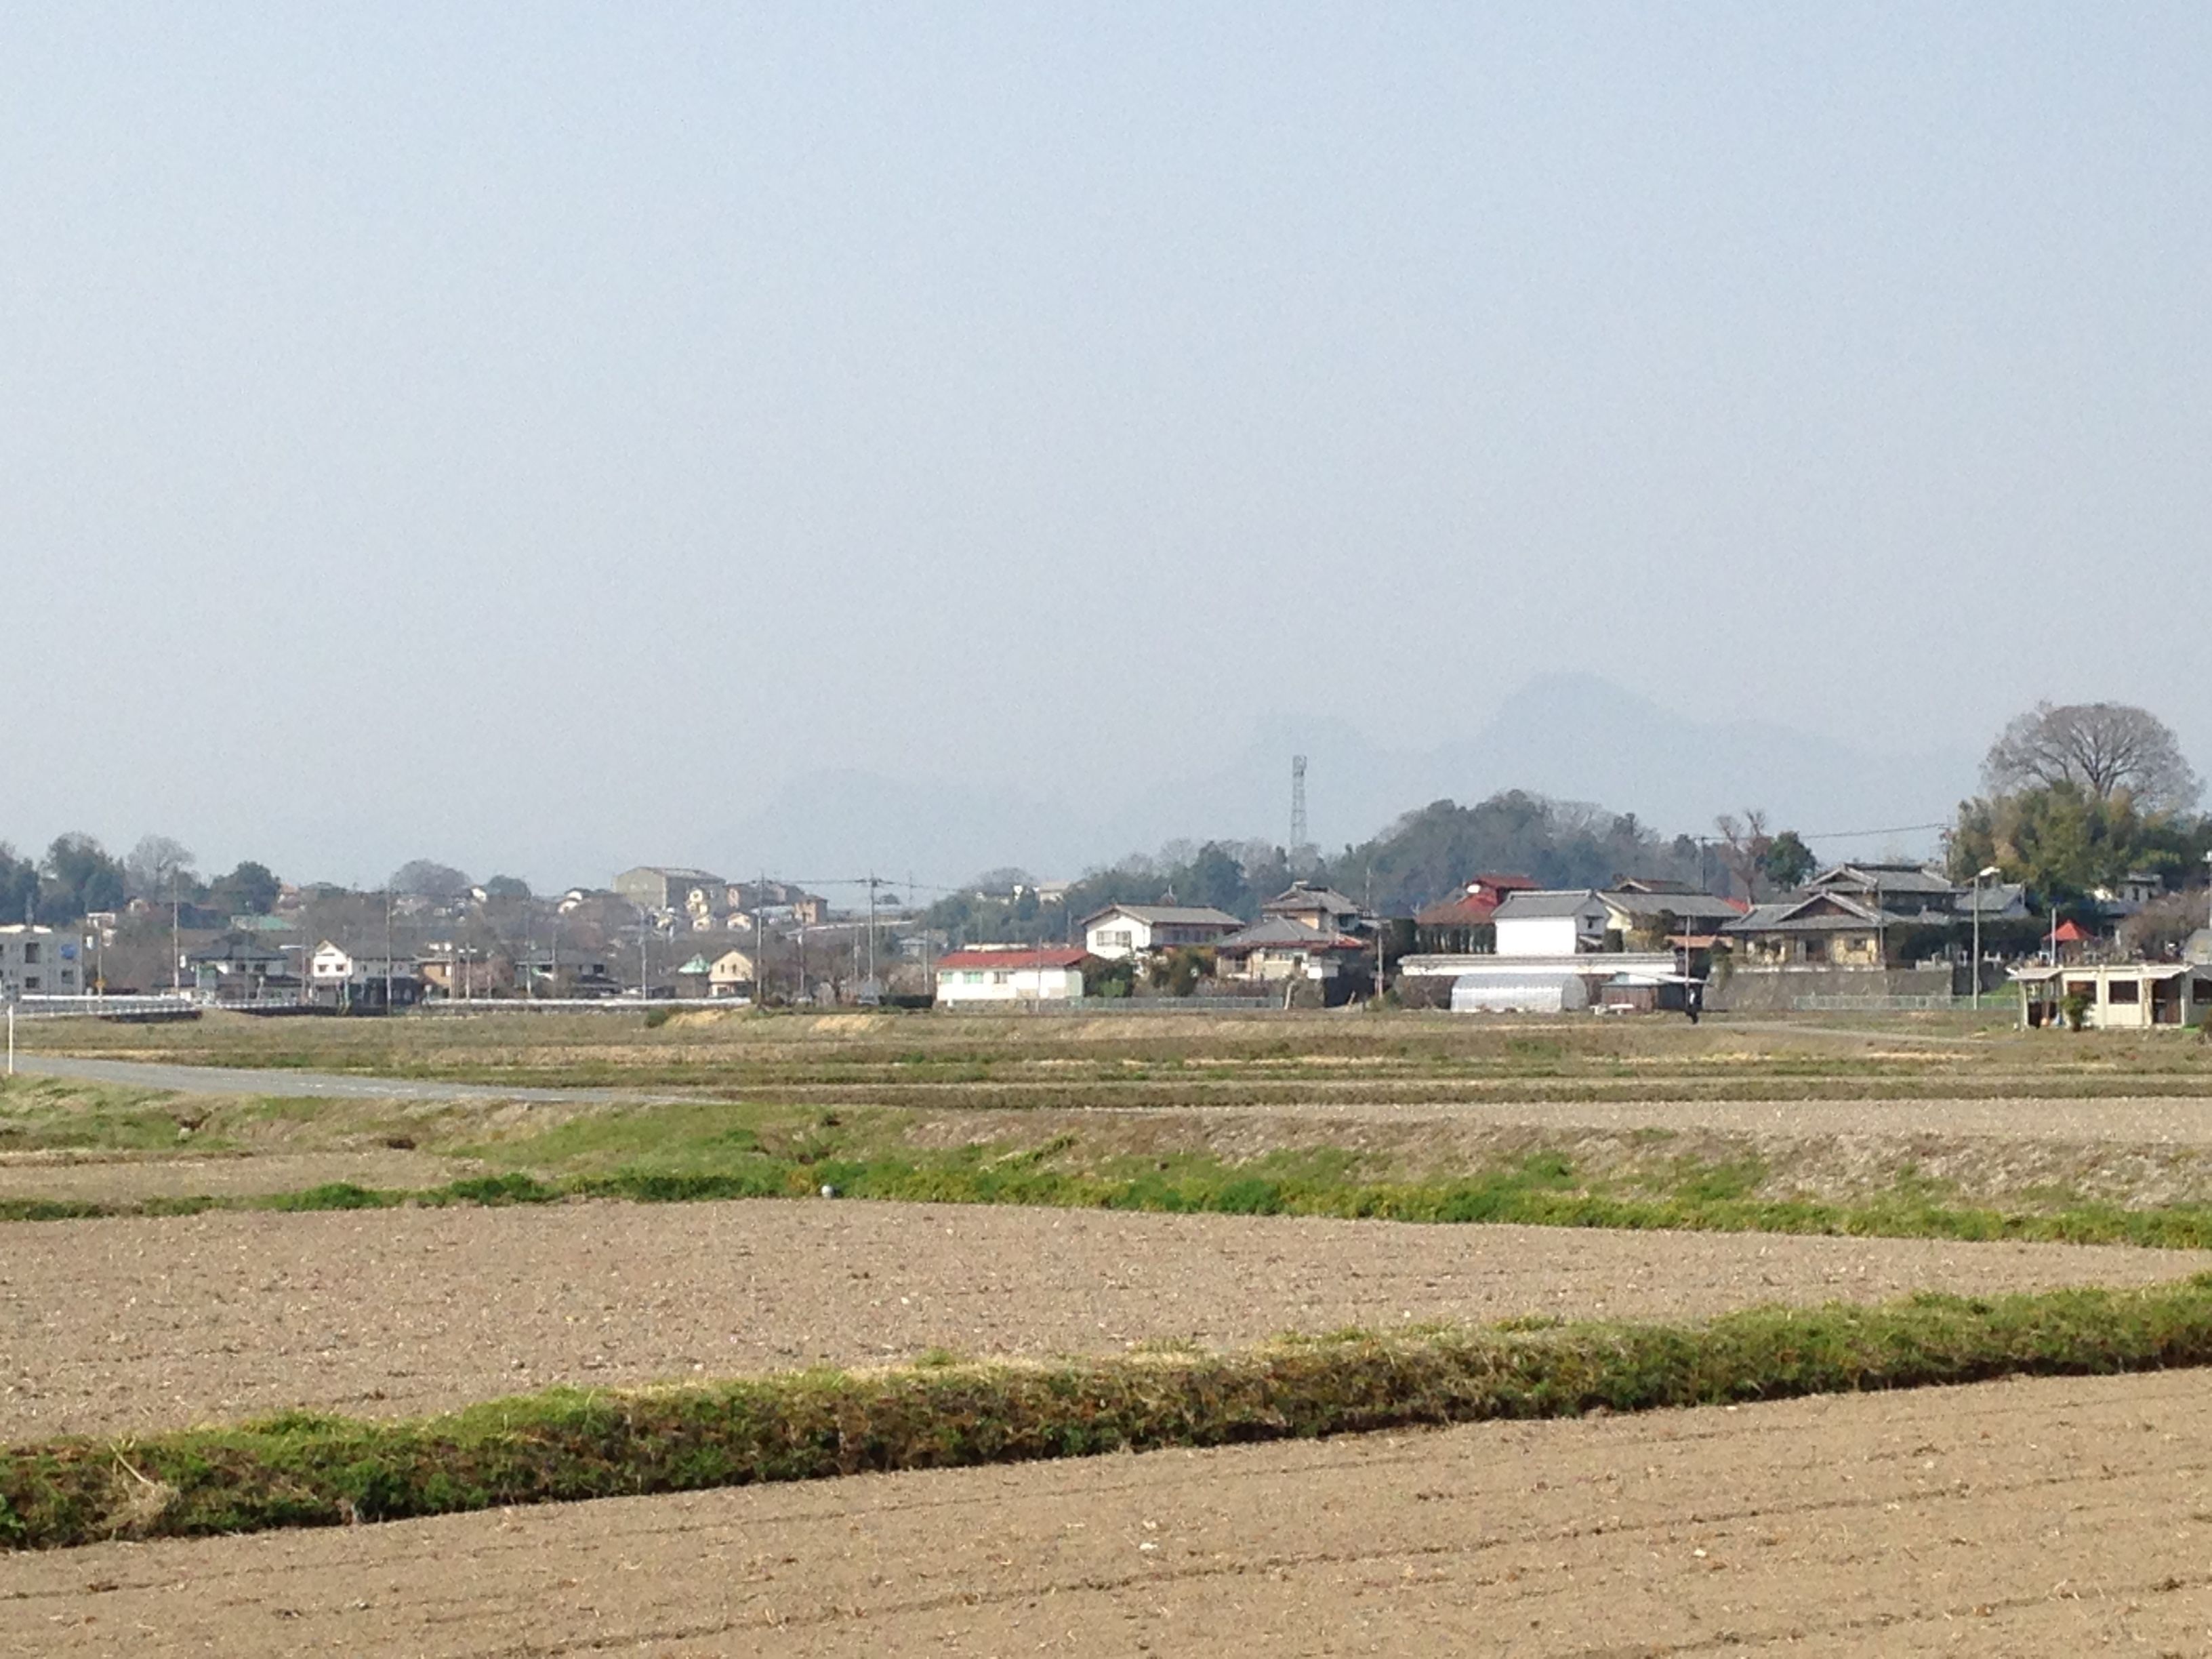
[1798,821,1950,841]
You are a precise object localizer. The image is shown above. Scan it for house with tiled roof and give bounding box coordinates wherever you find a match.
[1078,903,1242,961]
[935,946,1093,1005]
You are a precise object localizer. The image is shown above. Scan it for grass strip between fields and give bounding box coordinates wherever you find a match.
[16,1161,2212,1250]
[9,1277,2212,1551]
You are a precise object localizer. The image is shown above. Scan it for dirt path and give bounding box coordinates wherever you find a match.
[3,1199,2207,1441]
[11,1368,2211,1655]
[0,1149,469,1204]
[7,1052,663,1105]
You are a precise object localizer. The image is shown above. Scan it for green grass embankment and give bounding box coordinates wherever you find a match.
[10,1277,2212,1551]
[16,1153,2212,1250]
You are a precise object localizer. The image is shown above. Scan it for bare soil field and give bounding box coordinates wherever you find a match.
[4,1199,2208,1441]
[1191,1092,2212,1141]
[9,1368,2209,1656]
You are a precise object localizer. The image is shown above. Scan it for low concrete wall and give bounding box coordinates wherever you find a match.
[1708,966,1951,1012]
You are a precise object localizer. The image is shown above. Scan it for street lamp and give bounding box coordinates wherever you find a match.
[1970,865,2001,1009]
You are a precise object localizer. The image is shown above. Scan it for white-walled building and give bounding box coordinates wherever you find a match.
[708,948,756,998]
[2014,963,2212,1031]
[0,925,79,996]
[935,947,1090,1005]
[1078,904,1243,961]
[1492,890,1612,957]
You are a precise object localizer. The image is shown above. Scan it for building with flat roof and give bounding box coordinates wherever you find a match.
[0,925,80,997]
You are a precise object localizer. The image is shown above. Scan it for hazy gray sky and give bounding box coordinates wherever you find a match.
[5,5,2207,887]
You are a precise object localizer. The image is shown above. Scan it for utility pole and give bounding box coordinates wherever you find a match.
[170,867,181,996]
[384,888,394,1010]
[757,870,767,1006]
[866,874,878,985]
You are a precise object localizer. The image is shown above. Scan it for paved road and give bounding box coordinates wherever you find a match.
[7,1052,659,1104]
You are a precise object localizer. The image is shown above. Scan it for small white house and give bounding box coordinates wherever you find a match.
[2014,963,2212,1030]
[935,947,1090,1006]
[708,948,756,997]
[309,940,358,984]
[1078,904,1243,961]
[1492,890,1612,958]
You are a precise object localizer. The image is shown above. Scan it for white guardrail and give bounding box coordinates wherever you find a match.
[7,994,200,1020]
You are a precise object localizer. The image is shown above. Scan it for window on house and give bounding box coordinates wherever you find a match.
[23,976,39,991]
[991,971,1011,985]
[2108,980,2141,1004]
[22,943,38,964]
[962,970,983,984]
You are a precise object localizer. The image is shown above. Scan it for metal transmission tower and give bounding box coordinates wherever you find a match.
[1290,754,1309,854]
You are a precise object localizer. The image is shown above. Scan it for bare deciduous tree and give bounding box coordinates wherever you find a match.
[123,835,196,901]
[1714,808,1772,903]
[1982,701,2200,812]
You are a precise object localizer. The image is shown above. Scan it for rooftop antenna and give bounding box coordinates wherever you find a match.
[1290,754,1309,855]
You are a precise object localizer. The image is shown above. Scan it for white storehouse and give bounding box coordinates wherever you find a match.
[935,947,1090,1006]
[1078,904,1242,961]
[1492,890,1612,957]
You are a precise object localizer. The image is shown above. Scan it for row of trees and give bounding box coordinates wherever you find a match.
[0,834,281,928]
[0,832,552,930]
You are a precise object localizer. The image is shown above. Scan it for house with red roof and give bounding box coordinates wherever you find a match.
[1411,874,1538,954]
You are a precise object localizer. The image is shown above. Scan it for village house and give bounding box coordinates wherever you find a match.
[1797,862,1963,918]
[1079,903,1242,961]
[708,947,756,998]
[1595,888,1744,945]
[304,940,423,1007]
[934,946,1091,1006]
[1411,874,1536,954]
[1210,916,1368,996]
[184,933,295,1001]
[1723,893,1904,968]
[1261,882,1369,935]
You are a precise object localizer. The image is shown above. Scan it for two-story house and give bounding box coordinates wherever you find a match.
[1079,903,1243,961]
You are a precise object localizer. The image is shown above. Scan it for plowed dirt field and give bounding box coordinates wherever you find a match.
[3,1200,2207,1439]
[11,1368,2210,1656]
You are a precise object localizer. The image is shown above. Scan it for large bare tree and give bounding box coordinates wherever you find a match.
[1982,701,2200,813]
[1713,808,1772,903]
[123,834,196,901]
